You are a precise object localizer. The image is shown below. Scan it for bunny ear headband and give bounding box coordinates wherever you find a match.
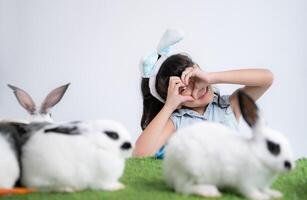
[139,29,190,102]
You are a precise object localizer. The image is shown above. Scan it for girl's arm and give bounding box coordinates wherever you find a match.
[133,77,194,157]
[208,69,273,100]
[181,68,274,120]
[208,69,273,120]
[134,108,175,157]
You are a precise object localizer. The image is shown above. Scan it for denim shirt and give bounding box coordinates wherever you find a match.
[155,95,239,159]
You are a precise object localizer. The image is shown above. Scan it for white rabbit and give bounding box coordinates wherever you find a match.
[8,83,70,123]
[0,121,28,188]
[163,90,294,200]
[21,119,133,192]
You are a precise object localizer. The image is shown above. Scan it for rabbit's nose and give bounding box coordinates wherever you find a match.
[121,142,132,150]
[284,160,292,170]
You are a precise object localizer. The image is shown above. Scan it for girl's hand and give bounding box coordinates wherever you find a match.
[181,66,212,99]
[165,76,195,111]
[181,66,212,86]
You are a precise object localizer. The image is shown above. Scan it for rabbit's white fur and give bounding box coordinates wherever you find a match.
[0,135,19,188]
[21,119,132,192]
[28,114,53,123]
[163,92,294,200]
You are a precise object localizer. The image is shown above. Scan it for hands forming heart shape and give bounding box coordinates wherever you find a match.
[180,66,211,99]
[165,65,212,110]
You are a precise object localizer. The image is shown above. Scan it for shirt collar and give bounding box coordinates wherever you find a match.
[172,102,213,120]
[172,95,220,119]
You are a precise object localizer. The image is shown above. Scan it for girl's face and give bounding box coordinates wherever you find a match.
[179,80,214,108]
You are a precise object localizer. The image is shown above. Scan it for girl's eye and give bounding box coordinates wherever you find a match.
[179,87,186,93]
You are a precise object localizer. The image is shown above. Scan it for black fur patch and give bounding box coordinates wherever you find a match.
[238,90,259,127]
[0,122,30,187]
[121,142,132,150]
[284,161,291,170]
[44,126,80,135]
[104,131,119,140]
[0,122,29,154]
[266,139,280,156]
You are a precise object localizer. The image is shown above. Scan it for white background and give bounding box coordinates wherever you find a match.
[0,0,306,158]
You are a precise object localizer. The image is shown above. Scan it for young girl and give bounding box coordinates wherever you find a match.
[134,29,273,158]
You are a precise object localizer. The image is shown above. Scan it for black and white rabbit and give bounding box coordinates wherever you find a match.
[0,122,28,188]
[21,120,133,192]
[163,90,294,200]
[7,83,70,123]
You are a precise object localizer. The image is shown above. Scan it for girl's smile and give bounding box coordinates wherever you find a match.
[180,85,213,109]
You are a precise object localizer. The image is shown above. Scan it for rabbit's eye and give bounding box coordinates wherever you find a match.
[104,131,119,140]
[266,139,280,156]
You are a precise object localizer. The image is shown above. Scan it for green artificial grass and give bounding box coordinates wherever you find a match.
[2,158,307,200]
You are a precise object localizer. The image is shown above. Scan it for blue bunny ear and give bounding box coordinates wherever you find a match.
[139,29,185,78]
[156,29,185,55]
[139,50,159,78]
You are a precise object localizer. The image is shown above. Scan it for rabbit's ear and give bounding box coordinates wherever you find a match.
[238,90,259,128]
[40,83,70,114]
[8,84,36,114]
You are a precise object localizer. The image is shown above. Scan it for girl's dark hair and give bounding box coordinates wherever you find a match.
[141,54,193,130]
[140,54,228,130]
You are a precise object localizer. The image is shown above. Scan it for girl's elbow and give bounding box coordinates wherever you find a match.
[132,144,154,157]
[264,69,274,87]
[133,149,154,157]
[132,148,146,157]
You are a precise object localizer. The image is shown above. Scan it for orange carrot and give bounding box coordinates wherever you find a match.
[0,187,36,196]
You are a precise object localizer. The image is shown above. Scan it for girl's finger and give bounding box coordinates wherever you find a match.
[192,88,200,99]
[184,70,195,85]
[169,76,181,83]
[169,77,181,89]
[181,95,195,103]
[180,71,187,84]
[181,68,193,84]
[174,82,186,92]
[172,81,184,91]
